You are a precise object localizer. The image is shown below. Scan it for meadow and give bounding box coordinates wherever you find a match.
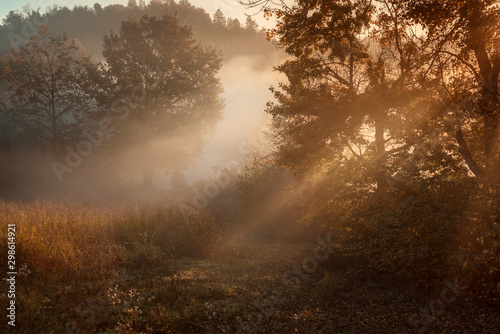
[1,200,499,333]
[0,200,225,332]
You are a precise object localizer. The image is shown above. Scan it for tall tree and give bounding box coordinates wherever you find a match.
[240,0,500,292]
[127,0,138,9]
[401,0,500,183]
[227,18,242,31]
[213,9,227,29]
[241,0,461,189]
[99,14,224,188]
[1,25,97,154]
[257,0,376,178]
[244,15,259,32]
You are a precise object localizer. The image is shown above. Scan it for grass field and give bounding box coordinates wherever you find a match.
[1,200,499,333]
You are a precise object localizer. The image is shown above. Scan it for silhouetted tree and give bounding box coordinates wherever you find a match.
[244,15,258,32]
[262,0,374,176]
[127,0,138,9]
[227,18,242,31]
[240,0,500,294]
[99,14,224,188]
[213,9,226,28]
[1,25,97,154]
[401,0,500,183]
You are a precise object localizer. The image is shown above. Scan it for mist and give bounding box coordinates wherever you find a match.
[183,54,285,185]
[0,1,287,203]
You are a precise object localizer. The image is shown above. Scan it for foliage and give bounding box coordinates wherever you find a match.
[237,157,312,241]
[0,2,499,331]
[0,2,276,199]
[240,0,500,298]
[1,25,97,152]
[0,1,272,60]
[96,14,224,186]
[213,9,226,29]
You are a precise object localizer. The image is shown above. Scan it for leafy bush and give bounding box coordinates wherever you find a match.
[339,187,461,284]
[302,167,477,288]
[454,185,500,299]
[237,158,316,242]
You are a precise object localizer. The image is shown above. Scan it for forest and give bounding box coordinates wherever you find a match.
[0,0,499,333]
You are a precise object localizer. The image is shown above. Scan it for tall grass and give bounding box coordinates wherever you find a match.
[0,200,225,332]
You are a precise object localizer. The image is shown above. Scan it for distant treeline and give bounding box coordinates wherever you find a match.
[0,0,271,60]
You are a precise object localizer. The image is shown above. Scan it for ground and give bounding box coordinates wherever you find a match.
[2,237,499,333]
[107,241,499,333]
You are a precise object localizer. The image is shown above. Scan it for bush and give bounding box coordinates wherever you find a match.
[304,173,475,289]
[237,158,314,242]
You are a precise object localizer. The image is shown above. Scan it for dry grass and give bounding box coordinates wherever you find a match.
[1,201,498,333]
[0,200,224,333]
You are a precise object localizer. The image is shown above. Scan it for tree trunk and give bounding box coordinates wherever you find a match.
[471,42,500,225]
[472,46,499,177]
[375,114,388,192]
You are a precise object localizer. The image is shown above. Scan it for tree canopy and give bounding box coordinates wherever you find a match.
[240,0,500,295]
[1,25,97,153]
[98,14,224,188]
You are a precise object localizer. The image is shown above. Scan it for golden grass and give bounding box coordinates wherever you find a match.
[0,200,224,332]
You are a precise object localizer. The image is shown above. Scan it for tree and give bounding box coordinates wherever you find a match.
[127,0,138,9]
[1,25,97,154]
[400,0,500,293]
[227,18,242,31]
[99,14,224,188]
[213,9,226,29]
[401,0,500,184]
[241,0,500,293]
[242,0,463,189]
[93,3,103,14]
[259,0,377,179]
[244,15,259,32]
